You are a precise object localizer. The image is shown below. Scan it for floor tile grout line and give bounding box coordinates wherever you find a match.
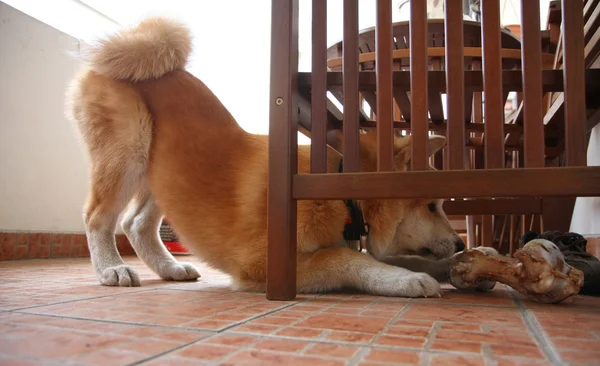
[222,330,476,353]
[215,293,378,339]
[369,302,413,347]
[126,336,219,366]
[10,310,220,335]
[519,309,564,366]
[5,288,159,311]
[203,335,271,366]
[214,295,319,333]
[348,346,371,366]
[10,289,308,330]
[131,327,351,366]
[480,325,501,365]
[133,330,500,366]
[10,295,530,342]
[5,309,558,364]
[0,352,66,366]
[481,344,496,365]
[167,331,269,366]
[1,282,528,311]
[10,293,342,337]
[361,300,522,310]
[420,320,440,366]
[508,289,563,366]
[8,308,561,361]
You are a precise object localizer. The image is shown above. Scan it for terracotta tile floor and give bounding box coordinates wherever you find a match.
[1,257,599,365]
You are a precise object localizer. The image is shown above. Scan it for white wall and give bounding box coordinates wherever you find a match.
[570,125,600,235]
[0,2,89,232]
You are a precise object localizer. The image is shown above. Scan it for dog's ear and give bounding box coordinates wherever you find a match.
[395,135,447,167]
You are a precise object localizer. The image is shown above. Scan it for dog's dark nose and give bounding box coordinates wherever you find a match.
[454,238,466,253]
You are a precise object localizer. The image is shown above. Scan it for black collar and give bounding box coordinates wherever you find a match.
[339,158,369,251]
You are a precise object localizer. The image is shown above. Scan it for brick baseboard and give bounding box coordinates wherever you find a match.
[0,232,136,261]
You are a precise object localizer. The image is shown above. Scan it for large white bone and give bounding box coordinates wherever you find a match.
[450,239,584,304]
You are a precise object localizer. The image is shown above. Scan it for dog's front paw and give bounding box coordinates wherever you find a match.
[158,262,201,281]
[395,273,442,298]
[100,265,141,287]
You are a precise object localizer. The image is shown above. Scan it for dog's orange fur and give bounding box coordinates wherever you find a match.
[66,17,463,296]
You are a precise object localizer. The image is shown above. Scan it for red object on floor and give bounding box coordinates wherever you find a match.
[160,218,191,256]
[163,241,191,256]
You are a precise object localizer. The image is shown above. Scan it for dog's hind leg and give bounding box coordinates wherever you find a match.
[296,248,441,297]
[84,161,144,287]
[121,189,200,282]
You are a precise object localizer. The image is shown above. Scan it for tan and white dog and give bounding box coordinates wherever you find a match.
[65,17,466,298]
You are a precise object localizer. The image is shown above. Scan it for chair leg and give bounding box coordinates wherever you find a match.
[482,215,493,247]
[541,197,576,233]
[267,0,299,301]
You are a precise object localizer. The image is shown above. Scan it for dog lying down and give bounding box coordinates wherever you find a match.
[66,16,469,298]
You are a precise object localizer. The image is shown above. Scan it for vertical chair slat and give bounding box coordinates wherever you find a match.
[410,0,428,170]
[343,0,360,172]
[311,0,328,174]
[473,61,483,125]
[376,0,394,171]
[444,0,465,170]
[520,0,544,168]
[562,0,587,167]
[267,0,299,301]
[481,0,504,169]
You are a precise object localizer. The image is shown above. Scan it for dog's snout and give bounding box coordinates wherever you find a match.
[454,238,466,253]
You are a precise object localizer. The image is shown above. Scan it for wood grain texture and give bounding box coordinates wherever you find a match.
[297,69,600,93]
[445,0,466,170]
[267,0,299,300]
[343,0,360,172]
[562,0,587,166]
[409,0,429,170]
[444,198,542,215]
[310,0,327,173]
[520,0,545,168]
[481,0,505,169]
[293,167,600,199]
[376,0,394,171]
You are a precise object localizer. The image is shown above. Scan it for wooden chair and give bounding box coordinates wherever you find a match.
[297,18,555,252]
[267,0,600,300]
[490,0,600,254]
[298,6,600,254]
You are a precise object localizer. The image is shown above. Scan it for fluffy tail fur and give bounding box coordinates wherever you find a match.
[84,17,192,82]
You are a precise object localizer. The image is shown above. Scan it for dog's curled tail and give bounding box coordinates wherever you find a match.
[85,17,192,82]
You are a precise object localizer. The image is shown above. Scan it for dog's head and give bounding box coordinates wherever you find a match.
[353,132,464,261]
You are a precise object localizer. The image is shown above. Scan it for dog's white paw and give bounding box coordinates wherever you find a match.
[158,262,201,281]
[394,273,442,298]
[100,265,141,287]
